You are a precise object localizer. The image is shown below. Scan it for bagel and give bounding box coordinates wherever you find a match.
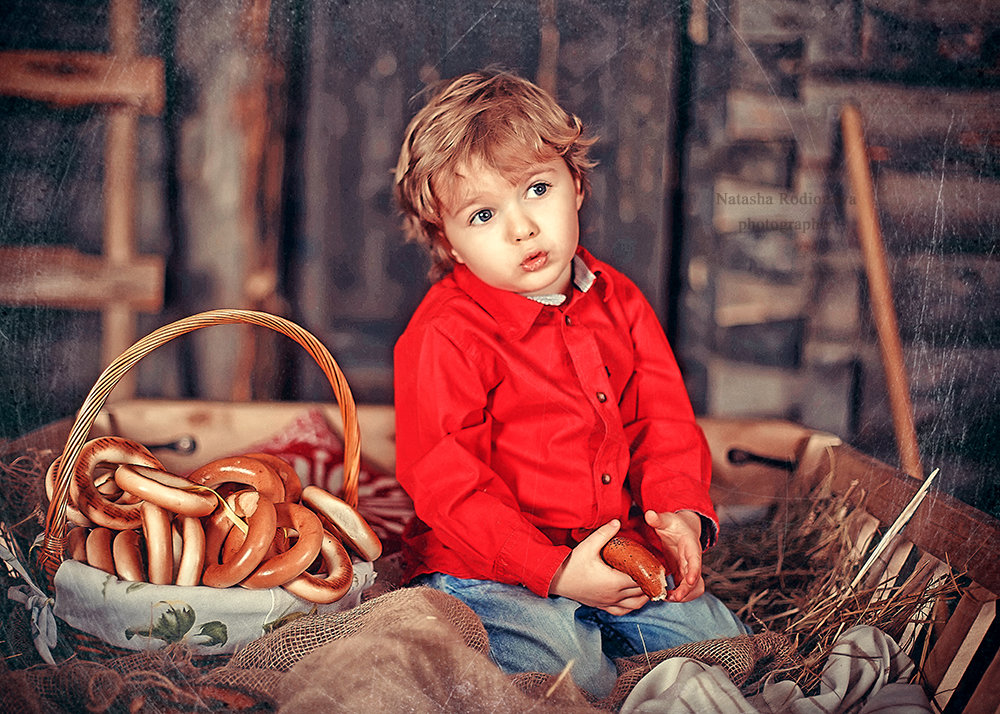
[187,456,285,504]
[240,502,323,590]
[71,437,164,530]
[114,463,216,517]
[300,485,382,561]
[112,529,146,582]
[202,490,253,573]
[174,516,207,587]
[140,501,175,585]
[66,526,89,561]
[201,497,277,589]
[283,530,354,604]
[45,456,93,528]
[242,452,303,504]
[85,527,116,575]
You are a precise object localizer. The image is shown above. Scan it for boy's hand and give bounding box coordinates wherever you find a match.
[644,509,706,603]
[549,520,649,615]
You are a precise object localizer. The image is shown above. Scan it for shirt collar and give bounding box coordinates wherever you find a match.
[451,247,607,341]
[525,254,596,306]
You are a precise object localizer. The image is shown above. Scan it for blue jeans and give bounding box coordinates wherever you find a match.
[415,572,750,698]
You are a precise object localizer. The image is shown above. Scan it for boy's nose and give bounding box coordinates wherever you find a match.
[509,211,539,242]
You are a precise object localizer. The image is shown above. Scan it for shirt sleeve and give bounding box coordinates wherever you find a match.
[394,320,571,596]
[615,278,720,548]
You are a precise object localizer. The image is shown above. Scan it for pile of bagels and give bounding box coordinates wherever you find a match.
[46,436,382,604]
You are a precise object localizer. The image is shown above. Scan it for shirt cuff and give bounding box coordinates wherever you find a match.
[494,531,571,598]
[695,512,718,550]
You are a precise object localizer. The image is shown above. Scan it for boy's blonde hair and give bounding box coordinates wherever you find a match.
[394,69,597,278]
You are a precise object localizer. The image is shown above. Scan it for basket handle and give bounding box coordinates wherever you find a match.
[38,309,361,584]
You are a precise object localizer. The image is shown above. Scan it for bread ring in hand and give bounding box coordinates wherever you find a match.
[242,452,303,504]
[114,464,216,517]
[187,456,285,504]
[71,437,164,530]
[283,530,354,604]
[601,536,668,601]
[300,485,382,561]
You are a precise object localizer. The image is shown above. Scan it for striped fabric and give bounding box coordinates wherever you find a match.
[248,407,413,556]
[847,510,1000,713]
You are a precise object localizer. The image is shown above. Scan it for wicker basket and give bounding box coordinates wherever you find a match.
[30,309,371,659]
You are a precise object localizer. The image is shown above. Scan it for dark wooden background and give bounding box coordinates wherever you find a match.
[1,0,997,519]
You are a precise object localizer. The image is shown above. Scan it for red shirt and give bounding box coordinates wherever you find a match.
[393,248,717,597]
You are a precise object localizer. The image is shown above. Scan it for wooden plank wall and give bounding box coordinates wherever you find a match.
[681,0,1000,519]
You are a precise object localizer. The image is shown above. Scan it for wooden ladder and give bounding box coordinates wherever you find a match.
[0,0,165,397]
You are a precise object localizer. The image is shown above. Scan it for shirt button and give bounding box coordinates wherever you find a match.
[564,315,572,326]
[601,473,612,484]
[596,391,607,403]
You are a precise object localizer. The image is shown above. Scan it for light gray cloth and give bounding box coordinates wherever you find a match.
[52,558,376,655]
[621,625,931,714]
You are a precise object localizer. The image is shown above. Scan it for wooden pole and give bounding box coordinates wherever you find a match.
[536,0,559,97]
[840,103,924,479]
[230,0,287,400]
[102,0,142,393]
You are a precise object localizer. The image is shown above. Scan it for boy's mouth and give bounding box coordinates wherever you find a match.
[521,251,548,272]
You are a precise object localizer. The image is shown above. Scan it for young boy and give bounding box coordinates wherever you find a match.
[392,69,747,698]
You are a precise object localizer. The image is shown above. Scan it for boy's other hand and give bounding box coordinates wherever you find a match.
[644,509,706,603]
[549,519,649,615]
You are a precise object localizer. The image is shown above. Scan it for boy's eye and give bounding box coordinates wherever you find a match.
[471,208,493,225]
[528,182,551,197]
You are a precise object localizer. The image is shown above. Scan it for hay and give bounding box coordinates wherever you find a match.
[0,448,49,550]
[705,476,866,629]
[704,474,959,696]
[778,566,958,695]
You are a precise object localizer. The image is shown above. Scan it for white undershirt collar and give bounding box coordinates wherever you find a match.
[525,254,596,306]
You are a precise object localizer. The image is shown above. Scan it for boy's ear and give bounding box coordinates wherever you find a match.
[574,175,584,210]
[435,236,464,265]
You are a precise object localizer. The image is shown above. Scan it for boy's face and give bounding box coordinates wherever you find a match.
[438,157,584,298]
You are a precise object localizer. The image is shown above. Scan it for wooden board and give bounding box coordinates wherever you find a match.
[0,50,164,114]
[0,246,163,310]
[827,444,1000,596]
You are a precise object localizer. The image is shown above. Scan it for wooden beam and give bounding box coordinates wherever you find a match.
[0,50,164,115]
[536,0,559,97]
[102,102,141,367]
[110,0,140,59]
[102,0,144,392]
[0,246,163,310]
